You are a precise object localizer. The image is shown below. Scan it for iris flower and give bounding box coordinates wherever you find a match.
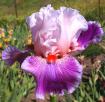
[2,5,104,100]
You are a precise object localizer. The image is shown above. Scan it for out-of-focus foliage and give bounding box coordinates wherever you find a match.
[0,23,34,102]
[0,0,105,23]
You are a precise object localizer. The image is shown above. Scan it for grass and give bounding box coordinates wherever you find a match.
[0,0,105,23]
[0,23,34,102]
[0,61,34,102]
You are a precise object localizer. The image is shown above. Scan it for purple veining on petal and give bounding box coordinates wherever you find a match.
[2,46,30,65]
[21,55,82,99]
[78,21,104,48]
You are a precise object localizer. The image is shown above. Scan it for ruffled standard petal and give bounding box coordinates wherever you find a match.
[57,7,88,54]
[21,55,82,99]
[26,4,55,42]
[26,5,60,56]
[78,21,104,48]
[27,5,88,57]
[2,46,30,65]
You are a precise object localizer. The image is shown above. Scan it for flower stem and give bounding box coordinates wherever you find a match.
[50,95,57,102]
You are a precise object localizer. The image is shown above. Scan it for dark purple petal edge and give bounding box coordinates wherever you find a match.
[2,46,30,65]
[78,21,104,48]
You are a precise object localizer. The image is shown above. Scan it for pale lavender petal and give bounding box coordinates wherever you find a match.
[26,5,88,57]
[26,4,54,43]
[21,55,82,99]
[2,46,30,65]
[26,5,60,56]
[78,21,104,48]
[57,7,88,54]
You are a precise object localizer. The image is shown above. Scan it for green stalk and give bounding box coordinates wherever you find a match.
[50,95,57,102]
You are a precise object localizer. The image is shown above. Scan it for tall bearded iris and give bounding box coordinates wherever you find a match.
[2,5,104,100]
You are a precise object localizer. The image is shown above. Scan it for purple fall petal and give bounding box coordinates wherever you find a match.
[2,46,30,65]
[21,55,82,99]
[78,21,104,48]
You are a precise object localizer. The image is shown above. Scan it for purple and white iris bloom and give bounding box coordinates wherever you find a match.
[2,5,104,99]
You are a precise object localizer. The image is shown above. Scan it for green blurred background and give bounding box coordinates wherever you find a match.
[0,0,105,22]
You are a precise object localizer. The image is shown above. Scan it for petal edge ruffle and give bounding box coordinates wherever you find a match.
[78,21,104,48]
[21,55,82,99]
